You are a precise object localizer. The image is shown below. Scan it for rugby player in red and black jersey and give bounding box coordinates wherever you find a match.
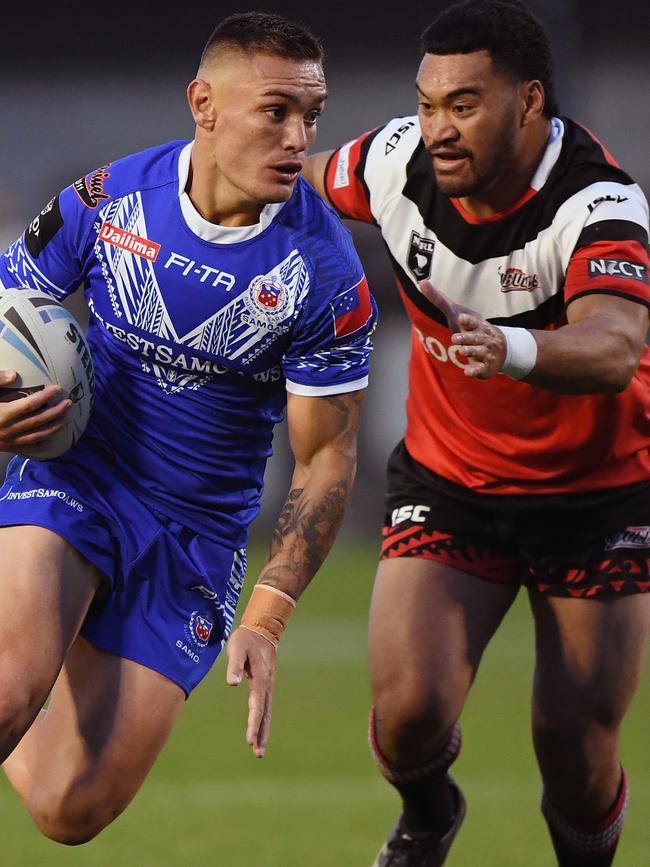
[304,1,650,864]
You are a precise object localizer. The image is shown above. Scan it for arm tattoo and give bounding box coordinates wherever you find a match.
[260,391,363,599]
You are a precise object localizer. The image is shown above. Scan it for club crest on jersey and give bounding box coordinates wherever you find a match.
[243,275,292,328]
[408,231,435,281]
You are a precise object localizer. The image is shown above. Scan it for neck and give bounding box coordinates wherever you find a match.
[186,140,264,228]
[459,118,552,218]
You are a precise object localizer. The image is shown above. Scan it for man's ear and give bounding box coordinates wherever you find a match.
[187,78,217,130]
[521,79,545,127]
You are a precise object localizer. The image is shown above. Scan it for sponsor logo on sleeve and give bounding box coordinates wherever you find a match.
[408,231,435,281]
[385,121,417,155]
[332,141,353,189]
[73,164,112,209]
[99,222,161,262]
[587,258,648,284]
[24,196,64,258]
[587,193,628,214]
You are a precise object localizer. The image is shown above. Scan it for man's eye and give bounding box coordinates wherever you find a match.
[305,111,321,125]
[266,107,284,120]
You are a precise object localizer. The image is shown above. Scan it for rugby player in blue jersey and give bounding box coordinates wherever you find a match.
[0,13,376,845]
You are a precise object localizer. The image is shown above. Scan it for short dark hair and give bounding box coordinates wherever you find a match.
[200,12,324,67]
[421,0,558,117]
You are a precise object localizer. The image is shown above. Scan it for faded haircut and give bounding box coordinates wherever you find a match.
[421,0,558,117]
[200,12,324,68]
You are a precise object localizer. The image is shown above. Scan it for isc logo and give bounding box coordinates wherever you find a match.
[391,504,431,525]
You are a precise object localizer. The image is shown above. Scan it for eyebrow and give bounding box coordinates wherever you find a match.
[415,83,482,101]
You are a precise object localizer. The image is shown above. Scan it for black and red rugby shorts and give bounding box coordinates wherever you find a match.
[381,441,650,598]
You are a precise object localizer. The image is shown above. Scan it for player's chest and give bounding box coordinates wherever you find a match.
[85,198,309,367]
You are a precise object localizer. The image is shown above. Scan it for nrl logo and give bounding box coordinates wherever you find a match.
[408,231,435,281]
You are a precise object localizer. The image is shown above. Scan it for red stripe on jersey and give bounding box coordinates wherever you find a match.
[325,131,376,223]
[565,239,650,306]
[574,121,620,168]
[449,187,537,224]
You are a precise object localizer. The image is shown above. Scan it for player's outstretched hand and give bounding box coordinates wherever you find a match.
[226,625,277,758]
[418,280,507,379]
[0,370,71,453]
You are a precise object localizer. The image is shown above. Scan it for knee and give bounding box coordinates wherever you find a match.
[0,676,49,759]
[374,679,459,761]
[27,781,127,845]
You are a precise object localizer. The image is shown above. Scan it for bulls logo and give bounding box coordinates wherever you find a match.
[408,231,435,281]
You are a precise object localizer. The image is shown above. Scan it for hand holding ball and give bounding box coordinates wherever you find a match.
[0,288,94,459]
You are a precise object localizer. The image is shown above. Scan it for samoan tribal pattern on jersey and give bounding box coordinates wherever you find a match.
[0,141,376,545]
[325,116,650,494]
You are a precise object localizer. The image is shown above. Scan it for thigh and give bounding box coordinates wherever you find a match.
[0,526,100,739]
[530,592,650,724]
[370,557,519,710]
[28,635,185,809]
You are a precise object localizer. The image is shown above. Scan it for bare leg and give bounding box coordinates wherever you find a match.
[369,556,518,843]
[4,635,185,845]
[0,525,101,762]
[370,558,519,766]
[530,592,650,863]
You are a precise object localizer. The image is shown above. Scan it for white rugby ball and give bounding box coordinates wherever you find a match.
[0,287,94,459]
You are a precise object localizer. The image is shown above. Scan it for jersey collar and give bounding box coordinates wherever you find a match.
[177,142,286,244]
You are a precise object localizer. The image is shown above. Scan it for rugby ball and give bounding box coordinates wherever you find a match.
[0,287,94,459]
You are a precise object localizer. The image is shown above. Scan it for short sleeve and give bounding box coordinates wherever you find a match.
[0,163,112,299]
[562,181,650,308]
[283,271,377,396]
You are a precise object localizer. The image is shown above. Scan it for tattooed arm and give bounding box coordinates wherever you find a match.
[226,388,366,756]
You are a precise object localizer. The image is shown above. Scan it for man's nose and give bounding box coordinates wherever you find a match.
[421,113,460,148]
[283,118,309,152]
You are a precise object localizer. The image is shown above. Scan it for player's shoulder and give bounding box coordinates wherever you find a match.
[546,118,648,234]
[66,140,188,210]
[546,118,645,207]
[278,178,362,275]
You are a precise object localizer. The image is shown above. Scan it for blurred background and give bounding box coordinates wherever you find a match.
[0,2,648,864]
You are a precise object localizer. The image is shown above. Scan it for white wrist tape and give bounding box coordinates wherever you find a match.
[496,326,538,380]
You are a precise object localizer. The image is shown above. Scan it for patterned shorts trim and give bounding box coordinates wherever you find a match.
[381,441,650,598]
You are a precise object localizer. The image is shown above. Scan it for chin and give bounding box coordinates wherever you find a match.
[435,175,478,198]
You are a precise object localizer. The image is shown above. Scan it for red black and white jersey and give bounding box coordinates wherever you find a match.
[324,116,650,494]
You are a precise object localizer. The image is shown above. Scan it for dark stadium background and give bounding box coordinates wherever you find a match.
[0,6,648,865]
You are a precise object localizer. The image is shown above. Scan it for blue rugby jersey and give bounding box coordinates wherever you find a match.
[0,141,377,545]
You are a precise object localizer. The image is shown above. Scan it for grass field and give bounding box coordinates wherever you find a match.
[0,543,648,866]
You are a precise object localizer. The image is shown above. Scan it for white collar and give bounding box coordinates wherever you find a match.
[530,117,565,191]
[177,142,286,244]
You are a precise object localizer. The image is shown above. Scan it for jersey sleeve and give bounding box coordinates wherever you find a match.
[559,181,650,308]
[323,117,420,226]
[0,165,111,299]
[283,266,377,397]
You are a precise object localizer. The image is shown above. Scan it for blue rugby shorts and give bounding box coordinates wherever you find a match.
[0,452,247,695]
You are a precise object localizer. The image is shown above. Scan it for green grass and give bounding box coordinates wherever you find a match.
[0,543,648,865]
